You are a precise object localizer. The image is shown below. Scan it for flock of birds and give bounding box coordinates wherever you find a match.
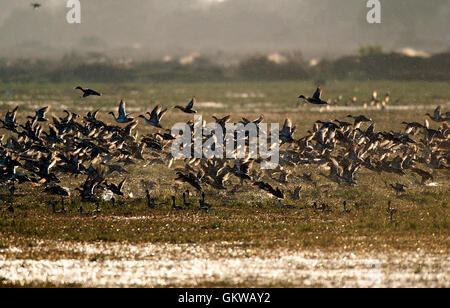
[298,85,394,110]
[1,85,449,217]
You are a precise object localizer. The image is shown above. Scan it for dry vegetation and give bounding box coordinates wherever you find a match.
[0,80,449,287]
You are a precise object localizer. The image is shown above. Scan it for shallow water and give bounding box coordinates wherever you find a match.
[0,241,448,287]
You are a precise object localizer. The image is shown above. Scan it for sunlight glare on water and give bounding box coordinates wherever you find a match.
[0,242,448,287]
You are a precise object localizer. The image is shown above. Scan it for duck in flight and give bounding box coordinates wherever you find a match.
[280,118,296,145]
[0,106,19,131]
[75,86,102,98]
[105,177,127,196]
[426,106,449,123]
[174,97,197,114]
[253,181,284,199]
[28,106,50,122]
[109,100,134,123]
[299,87,329,105]
[139,104,168,128]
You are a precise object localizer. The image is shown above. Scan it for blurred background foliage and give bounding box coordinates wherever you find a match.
[0,47,449,83]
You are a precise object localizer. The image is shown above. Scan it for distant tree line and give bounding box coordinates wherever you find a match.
[0,50,449,83]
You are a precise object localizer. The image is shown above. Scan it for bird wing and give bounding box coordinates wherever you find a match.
[254,115,264,124]
[11,106,18,121]
[222,115,231,123]
[150,104,161,120]
[157,107,168,121]
[241,117,250,125]
[186,97,195,110]
[118,177,127,190]
[330,158,343,176]
[90,89,101,96]
[241,160,253,173]
[312,87,322,100]
[434,106,441,118]
[37,106,49,116]
[48,159,57,171]
[366,123,375,135]
[274,187,284,199]
[281,118,292,136]
[118,100,126,118]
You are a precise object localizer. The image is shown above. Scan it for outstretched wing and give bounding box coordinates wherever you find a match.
[37,106,49,115]
[157,107,168,121]
[150,104,162,120]
[118,100,126,118]
[11,106,19,120]
[312,87,322,100]
[186,97,196,110]
[254,115,264,125]
[118,177,127,190]
[434,106,441,119]
[281,118,292,136]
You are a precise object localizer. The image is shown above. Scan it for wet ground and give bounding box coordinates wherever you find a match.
[1,241,448,287]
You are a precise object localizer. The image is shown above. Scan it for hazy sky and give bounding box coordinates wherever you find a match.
[0,0,449,59]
